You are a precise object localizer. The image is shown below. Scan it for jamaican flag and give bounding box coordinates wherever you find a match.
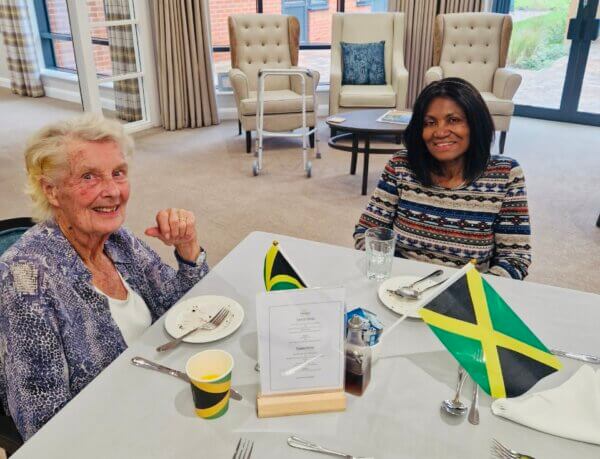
[419,263,561,398]
[263,241,307,291]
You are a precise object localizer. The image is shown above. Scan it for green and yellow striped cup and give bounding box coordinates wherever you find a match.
[185,350,234,419]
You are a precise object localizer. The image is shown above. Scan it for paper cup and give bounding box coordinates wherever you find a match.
[185,350,234,419]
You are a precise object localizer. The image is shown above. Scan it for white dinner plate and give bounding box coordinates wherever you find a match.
[164,295,244,344]
[378,275,441,319]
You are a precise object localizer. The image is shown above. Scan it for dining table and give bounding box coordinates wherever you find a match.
[12,231,600,458]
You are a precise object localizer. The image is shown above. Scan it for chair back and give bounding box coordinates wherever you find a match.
[228,14,299,91]
[0,218,35,257]
[331,13,404,86]
[433,12,512,92]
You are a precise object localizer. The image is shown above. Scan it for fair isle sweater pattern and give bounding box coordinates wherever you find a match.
[354,152,531,280]
[0,220,209,440]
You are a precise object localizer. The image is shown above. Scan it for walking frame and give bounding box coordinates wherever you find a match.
[254,68,321,177]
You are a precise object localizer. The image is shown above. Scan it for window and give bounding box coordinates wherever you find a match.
[209,0,388,89]
[33,0,113,76]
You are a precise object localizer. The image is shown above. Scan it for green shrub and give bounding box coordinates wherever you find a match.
[508,6,570,70]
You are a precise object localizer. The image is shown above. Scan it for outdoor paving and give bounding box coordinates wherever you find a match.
[513,41,599,113]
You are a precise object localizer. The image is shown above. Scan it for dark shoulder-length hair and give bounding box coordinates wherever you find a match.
[403,77,494,186]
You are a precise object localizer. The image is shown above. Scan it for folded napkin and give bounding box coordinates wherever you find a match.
[491,365,600,445]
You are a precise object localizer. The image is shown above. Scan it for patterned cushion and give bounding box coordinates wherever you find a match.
[341,41,386,85]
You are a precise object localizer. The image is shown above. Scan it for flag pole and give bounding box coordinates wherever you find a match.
[273,240,309,288]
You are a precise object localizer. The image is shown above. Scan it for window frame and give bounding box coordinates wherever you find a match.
[212,0,349,56]
[32,0,110,73]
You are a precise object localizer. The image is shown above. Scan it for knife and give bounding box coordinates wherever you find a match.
[551,349,600,364]
[131,356,243,401]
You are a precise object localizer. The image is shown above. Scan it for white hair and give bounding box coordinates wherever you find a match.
[24,114,134,222]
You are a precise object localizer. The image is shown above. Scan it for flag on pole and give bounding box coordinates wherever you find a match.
[419,263,561,398]
[263,241,307,291]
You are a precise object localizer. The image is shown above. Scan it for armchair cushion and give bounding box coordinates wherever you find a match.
[424,66,444,85]
[341,41,386,85]
[290,67,320,96]
[493,68,522,100]
[479,92,514,116]
[240,90,315,116]
[339,85,396,108]
[229,68,249,104]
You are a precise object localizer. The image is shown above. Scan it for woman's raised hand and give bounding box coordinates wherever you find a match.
[145,208,201,263]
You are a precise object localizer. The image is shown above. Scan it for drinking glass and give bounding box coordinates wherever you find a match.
[365,227,395,281]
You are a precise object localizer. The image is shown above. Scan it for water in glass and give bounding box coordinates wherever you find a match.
[365,227,395,281]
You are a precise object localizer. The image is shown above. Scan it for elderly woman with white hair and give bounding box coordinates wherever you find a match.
[0,114,209,440]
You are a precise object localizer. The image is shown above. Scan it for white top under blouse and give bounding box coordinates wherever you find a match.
[95,273,152,346]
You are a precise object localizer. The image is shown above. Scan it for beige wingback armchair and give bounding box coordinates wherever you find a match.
[228,14,320,153]
[425,13,522,154]
[329,13,408,116]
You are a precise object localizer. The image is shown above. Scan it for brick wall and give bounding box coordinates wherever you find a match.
[46,0,113,75]
[210,0,371,65]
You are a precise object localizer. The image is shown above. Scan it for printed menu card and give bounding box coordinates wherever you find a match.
[256,287,345,395]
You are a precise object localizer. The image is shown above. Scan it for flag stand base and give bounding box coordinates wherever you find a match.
[256,390,346,418]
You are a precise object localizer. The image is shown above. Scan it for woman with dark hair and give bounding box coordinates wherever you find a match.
[354,78,531,279]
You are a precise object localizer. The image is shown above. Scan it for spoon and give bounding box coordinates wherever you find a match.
[441,366,468,416]
[388,279,446,300]
[387,269,443,299]
[468,380,480,425]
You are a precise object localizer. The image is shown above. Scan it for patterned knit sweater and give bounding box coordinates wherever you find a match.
[354,151,531,279]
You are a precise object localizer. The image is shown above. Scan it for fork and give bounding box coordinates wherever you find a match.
[492,438,535,459]
[156,307,229,352]
[232,438,254,459]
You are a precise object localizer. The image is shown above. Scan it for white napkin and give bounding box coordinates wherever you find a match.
[491,365,600,445]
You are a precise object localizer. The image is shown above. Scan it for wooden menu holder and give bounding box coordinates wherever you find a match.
[256,390,346,418]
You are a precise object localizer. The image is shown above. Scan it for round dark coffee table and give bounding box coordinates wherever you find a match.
[326,109,410,195]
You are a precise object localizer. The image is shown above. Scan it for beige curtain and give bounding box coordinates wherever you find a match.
[153,0,219,130]
[389,0,482,106]
[0,0,44,97]
[104,0,142,121]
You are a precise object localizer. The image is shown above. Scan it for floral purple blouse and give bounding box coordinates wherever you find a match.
[0,220,209,440]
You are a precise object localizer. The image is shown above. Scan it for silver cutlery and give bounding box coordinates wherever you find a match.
[233,438,254,459]
[287,436,372,459]
[130,356,243,401]
[492,438,535,459]
[551,348,600,364]
[468,380,480,425]
[387,279,446,300]
[386,269,443,299]
[156,306,229,352]
[441,366,468,416]
[405,269,443,289]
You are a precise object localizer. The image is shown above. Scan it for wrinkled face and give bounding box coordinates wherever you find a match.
[48,140,130,237]
[422,97,470,164]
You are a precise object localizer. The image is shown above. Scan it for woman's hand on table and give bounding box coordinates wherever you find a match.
[145,208,202,263]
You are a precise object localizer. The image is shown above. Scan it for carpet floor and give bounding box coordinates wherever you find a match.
[1,88,599,294]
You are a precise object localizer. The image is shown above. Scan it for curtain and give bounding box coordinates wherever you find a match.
[153,0,219,130]
[0,0,44,97]
[389,0,482,106]
[103,0,142,122]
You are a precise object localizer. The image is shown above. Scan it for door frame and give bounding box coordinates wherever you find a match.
[494,0,600,126]
[65,0,159,133]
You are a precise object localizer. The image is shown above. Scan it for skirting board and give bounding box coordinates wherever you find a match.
[256,390,346,418]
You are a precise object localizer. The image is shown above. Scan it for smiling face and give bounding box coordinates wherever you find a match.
[422,97,470,165]
[46,140,130,238]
